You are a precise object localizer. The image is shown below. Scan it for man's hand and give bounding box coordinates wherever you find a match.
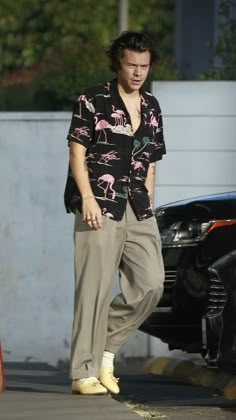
[82,196,102,230]
[69,142,103,229]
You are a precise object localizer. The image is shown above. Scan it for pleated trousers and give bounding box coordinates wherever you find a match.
[70,201,164,379]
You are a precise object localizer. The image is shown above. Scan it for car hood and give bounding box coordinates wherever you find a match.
[155,191,236,221]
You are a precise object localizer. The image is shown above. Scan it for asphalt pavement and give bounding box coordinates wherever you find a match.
[1,362,141,420]
[119,374,236,419]
[1,362,236,420]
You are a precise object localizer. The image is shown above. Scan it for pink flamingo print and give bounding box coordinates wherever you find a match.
[149,111,159,135]
[141,151,151,159]
[132,161,145,171]
[73,126,90,138]
[77,95,95,116]
[86,152,96,160]
[99,150,120,164]
[77,95,87,117]
[111,111,122,125]
[94,116,111,143]
[102,208,114,218]
[97,174,116,199]
[141,95,149,107]
[112,106,125,124]
[110,123,132,136]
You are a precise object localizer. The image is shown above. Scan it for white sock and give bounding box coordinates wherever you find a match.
[101,351,115,368]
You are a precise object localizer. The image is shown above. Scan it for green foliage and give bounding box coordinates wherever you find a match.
[34,50,113,110]
[0,0,176,110]
[130,0,178,81]
[0,83,37,111]
[0,0,117,74]
[199,0,236,80]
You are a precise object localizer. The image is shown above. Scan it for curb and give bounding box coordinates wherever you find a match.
[145,357,236,400]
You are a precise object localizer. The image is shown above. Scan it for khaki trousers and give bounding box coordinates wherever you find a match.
[70,201,164,379]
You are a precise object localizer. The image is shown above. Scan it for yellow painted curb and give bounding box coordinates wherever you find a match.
[145,357,195,379]
[195,369,219,387]
[187,366,224,388]
[171,360,195,379]
[188,366,208,385]
[223,378,236,400]
[145,357,172,375]
[145,356,236,400]
[214,372,233,391]
[156,357,182,376]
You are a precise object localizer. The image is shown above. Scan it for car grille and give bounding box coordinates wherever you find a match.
[207,271,227,315]
[157,269,177,308]
[165,269,177,286]
[153,269,177,311]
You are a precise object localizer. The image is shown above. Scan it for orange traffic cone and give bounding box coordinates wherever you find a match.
[0,340,5,392]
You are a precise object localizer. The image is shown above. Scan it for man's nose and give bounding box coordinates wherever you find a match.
[134,66,141,76]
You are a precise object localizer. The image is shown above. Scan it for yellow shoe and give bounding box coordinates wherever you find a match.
[100,367,120,394]
[72,377,108,395]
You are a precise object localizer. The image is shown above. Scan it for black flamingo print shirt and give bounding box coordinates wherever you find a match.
[64,79,166,221]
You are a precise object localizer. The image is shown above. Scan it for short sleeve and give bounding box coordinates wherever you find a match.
[66,93,95,148]
[149,101,166,163]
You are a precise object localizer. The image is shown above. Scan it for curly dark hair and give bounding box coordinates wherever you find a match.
[106,31,159,72]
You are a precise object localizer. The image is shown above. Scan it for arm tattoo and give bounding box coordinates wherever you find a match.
[148,192,154,208]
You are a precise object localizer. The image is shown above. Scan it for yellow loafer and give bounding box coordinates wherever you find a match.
[72,377,108,395]
[100,367,120,394]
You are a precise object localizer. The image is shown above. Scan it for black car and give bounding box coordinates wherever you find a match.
[140,191,236,372]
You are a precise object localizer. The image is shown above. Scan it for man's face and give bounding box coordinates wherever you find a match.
[117,49,151,93]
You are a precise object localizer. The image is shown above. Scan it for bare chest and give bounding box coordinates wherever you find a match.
[123,101,141,134]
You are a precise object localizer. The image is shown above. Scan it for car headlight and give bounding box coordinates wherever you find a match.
[159,220,236,247]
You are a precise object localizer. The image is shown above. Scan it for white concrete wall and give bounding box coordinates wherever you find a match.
[152,81,236,207]
[0,81,235,366]
[0,112,74,365]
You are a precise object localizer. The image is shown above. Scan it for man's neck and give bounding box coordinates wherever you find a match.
[117,83,140,102]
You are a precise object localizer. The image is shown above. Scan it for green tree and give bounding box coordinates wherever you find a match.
[130,0,177,80]
[0,0,117,75]
[0,0,177,110]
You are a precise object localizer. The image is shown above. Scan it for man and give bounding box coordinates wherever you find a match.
[64,31,166,395]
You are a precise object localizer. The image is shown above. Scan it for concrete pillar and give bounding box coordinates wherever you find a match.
[118,0,129,33]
